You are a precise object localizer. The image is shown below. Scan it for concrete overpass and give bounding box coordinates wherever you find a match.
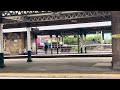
[0,11,120,70]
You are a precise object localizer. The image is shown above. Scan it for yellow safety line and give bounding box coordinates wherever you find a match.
[0,73,120,78]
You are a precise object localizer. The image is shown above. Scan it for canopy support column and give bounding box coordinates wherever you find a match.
[56,34,59,54]
[0,13,5,68]
[111,11,120,69]
[80,34,83,53]
[84,33,87,53]
[78,35,80,53]
[26,23,32,62]
[50,34,53,54]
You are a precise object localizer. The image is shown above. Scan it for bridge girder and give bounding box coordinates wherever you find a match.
[2,11,52,17]
[2,11,111,24]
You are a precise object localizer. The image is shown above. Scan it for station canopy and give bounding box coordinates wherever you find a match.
[0,11,111,29]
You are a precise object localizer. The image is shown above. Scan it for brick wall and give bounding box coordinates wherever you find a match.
[3,32,23,55]
[3,32,36,55]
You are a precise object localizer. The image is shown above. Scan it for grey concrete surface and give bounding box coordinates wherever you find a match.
[0,57,120,74]
[1,57,120,78]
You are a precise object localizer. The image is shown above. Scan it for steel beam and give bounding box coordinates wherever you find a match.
[2,11,52,17]
[2,11,111,24]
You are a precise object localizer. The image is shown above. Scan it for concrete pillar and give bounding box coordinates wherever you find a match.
[77,35,80,53]
[0,13,5,68]
[101,31,104,49]
[35,35,37,54]
[84,34,87,53]
[59,35,61,53]
[61,35,64,45]
[102,31,104,43]
[56,34,59,54]
[26,23,32,62]
[80,34,83,53]
[111,11,120,69]
[0,24,3,54]
[0,14,5,68]
[96,31,99,50]
[50,35,53,54]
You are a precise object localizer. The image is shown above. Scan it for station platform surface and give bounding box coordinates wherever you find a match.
[1,57,120,79]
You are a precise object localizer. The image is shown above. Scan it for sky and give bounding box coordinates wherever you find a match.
[104,33,112,40]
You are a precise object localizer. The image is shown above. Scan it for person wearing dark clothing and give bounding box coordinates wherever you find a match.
[92,38,95,42]
[92,38,95,44]
[44,43,48,54]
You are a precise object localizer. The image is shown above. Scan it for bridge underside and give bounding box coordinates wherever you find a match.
[1,11,111,29]
[3,16,111,29]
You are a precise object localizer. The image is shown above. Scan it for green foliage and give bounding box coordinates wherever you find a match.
[86,34,101,43]
[63,34,112,45]
[64,36,77,45]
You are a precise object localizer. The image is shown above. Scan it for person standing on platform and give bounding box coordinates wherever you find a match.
[44,43,48,54]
